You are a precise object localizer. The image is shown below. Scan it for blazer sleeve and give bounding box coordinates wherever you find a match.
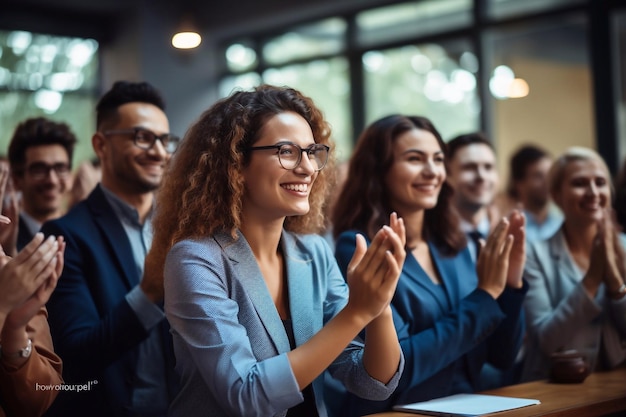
[0,307,63,417]
[164,240,302,417]
[335,231,504,388]
[41,219,149,381]
[485,281,528,369]
[522,240,602,355]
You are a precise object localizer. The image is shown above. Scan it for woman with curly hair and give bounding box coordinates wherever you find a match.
[148,85,406,417]
[331,115,528,416]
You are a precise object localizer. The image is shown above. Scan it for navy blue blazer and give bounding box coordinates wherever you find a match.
[16,214,35,252]
[333,231,527,417]
[41,185,178,417]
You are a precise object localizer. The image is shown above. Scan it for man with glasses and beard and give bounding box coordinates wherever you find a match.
[42,81,180,417]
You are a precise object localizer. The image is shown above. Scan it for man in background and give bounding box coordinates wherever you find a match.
[508,144,562,242]
[42,81,180,417]
[447,132,529,388]
[446,132,500,262]
[5,117,76,254]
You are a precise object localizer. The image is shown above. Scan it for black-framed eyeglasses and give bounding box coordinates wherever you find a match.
[102,128,180,153]
[25,162,71,180]
[248,142,330,171]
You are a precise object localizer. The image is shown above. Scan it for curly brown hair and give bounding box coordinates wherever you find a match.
[151,84,335,261]
[331,114,465,256]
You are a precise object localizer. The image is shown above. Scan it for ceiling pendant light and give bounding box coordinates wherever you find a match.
[172,15,202,49]
[172,31,201,49]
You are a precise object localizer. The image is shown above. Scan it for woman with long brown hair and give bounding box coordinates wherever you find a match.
[331,114,527,416]
[148,85,406,417]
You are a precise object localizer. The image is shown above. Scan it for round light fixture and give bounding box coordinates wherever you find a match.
[172,32,202,49]
[508,78,530,98]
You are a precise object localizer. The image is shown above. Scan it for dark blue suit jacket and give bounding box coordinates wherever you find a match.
[41,185,178,417]
[333,231,526,417]
[17,214,35,252]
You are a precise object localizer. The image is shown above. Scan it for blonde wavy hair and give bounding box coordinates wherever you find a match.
[548,146,613,202]
[151,84,335,265]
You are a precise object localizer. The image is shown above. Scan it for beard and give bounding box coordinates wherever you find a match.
[113,166,162,195]
[527,191,549,210]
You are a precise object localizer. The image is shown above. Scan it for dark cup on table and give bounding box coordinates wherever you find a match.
[550,350,590,383]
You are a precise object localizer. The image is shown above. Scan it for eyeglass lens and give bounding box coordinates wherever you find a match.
[27,162,70,179]
[134,129,180,153]
[278,144,328,171]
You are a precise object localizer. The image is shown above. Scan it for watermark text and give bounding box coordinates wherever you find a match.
[35,380,98,392]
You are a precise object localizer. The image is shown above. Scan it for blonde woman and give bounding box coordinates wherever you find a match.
[522,147,626,381]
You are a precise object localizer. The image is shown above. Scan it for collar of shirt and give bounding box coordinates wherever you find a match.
[99,184,154,279]
[100,184,153,227]
[459,215,490,237]
[20,211,42,236]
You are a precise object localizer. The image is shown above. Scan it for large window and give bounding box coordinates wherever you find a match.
[218,0,623,175]
[487,0,585,20]
[263,18,346,65]
[364,40,479,141]
[484,14,593,177]
[0,30,98,164]
[356,0,472,47]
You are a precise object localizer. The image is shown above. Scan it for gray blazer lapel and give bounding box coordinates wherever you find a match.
[282,233,316,347]
[547,230,580,286]
[215,231,291,354]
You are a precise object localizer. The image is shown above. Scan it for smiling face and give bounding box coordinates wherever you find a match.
[95,102,171,195]
[447,143,499,211]
[384,128,445,215]
[553,158,611,225]
[242,111,318,223]
[14,144,72,221]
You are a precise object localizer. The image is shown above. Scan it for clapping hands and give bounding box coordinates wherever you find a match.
[586,208,626,298]
[476,210,526,299]
[345,213,406,325]
[0,157,65,337]
[0,233,65,332]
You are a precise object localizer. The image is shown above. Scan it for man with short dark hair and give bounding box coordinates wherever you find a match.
[7,117,77,253]
[446,132,500,262]
[42,81,180,417]
[508,144,562,242]
[447,133,528,389]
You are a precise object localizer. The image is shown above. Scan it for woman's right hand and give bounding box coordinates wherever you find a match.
[592,208,626,298]
[476,217,515,299]
[344,213,406,326]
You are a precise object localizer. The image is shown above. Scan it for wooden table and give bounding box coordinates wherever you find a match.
[365,367,626,417]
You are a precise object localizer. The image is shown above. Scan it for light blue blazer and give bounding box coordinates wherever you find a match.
[522,228,626,381]
[163,230,403,417]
